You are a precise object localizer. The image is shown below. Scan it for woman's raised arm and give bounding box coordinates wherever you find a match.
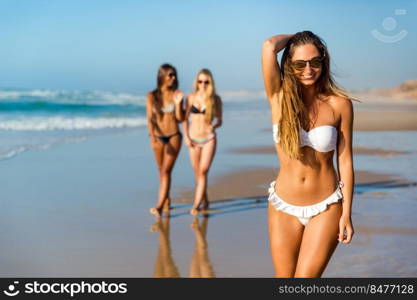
[261,34,294,101]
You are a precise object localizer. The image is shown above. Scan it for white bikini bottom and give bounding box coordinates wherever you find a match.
[268,181,344,226]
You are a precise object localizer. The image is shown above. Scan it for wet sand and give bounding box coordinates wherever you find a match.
[258,101,417,132]
[351,99,417,131]
[354,225,417,236]
[230,145,412,157]
[175,168,410,204]
[354,110,417,131]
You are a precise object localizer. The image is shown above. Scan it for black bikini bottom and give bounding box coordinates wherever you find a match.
[156,132,182,145]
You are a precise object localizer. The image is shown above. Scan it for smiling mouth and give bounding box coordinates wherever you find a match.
[301,75,314,79]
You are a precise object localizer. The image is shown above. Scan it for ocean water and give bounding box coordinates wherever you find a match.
[0,88,265,160]
[0,89,148,160]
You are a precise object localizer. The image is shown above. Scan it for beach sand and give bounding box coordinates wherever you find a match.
[157,98,417,277]
[176,168,412,204]
[354,110,417,131]
[351,97,417,131]
[230,145,412,157]
[1,101,416,277]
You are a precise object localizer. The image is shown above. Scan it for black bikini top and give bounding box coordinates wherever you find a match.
[190,104,206,114]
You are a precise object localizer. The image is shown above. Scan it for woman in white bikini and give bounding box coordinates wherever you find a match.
[262,31,354,277]
[183,69,222,216]
[147,63,184,218]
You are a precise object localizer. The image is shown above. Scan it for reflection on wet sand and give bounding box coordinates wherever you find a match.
[151,218,180,278]
[151,216,215,278]
[189,216,215,278]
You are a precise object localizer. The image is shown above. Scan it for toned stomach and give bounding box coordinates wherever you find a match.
[155,115,180,136]
[274,147,340,206]
[189,115,213,139]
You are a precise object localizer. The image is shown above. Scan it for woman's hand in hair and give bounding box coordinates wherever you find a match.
[263,33,294,54]
[262,34,294,100]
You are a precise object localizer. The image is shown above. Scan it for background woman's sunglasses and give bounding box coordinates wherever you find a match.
[167,73,176,78]
[198,80,210,84]
[291,56,323,70]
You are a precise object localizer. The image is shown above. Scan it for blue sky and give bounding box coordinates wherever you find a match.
[0,0,416,93]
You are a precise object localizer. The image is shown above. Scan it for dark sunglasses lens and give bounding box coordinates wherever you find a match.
[292,61,306,70]
[310,57,322,68]
[168,73,175,77]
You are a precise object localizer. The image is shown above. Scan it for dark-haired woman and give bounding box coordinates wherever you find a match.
[147,64,184,218]
[262,31,354,277]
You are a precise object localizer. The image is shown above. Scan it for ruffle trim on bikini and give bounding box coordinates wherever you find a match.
[268,181,343,219]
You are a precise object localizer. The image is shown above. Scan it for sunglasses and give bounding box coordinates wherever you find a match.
[198,80,210,85]
[291,56,323,70]
[167,72,176,78]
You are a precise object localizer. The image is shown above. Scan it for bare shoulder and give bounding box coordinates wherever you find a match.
[326,95,353,117]
[185,92,196,107]
[175,89,184,97]
[187,92,196,101]
[146,92,154,103]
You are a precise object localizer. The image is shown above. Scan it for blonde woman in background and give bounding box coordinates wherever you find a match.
[183,69,222,216]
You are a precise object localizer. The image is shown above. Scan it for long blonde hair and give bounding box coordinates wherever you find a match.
[193,69,218,123]
[277,31,354,159]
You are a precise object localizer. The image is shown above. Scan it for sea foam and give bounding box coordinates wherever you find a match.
[0,116,147,131]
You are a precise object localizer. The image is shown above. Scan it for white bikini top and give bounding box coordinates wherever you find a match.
[273,123,337,152]
[160,103,175,113]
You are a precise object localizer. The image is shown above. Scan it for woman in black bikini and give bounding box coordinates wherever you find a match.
[183,69,222,216]
[146,63,184,218]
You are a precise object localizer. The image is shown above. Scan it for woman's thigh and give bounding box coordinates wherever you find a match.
[294,202,342,277]
[188,145,202,174]
[151,140,164,171]
[268,203,305,277]
[161,134,182,171]
[198,138,217,173]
